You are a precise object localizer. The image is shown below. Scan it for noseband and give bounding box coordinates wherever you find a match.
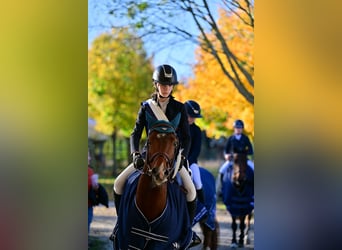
[145,151,175,179]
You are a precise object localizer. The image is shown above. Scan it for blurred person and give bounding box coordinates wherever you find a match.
[184,100,205,204]
[224,119,254,162]
[88,150,98,233]
[217,119,254,195]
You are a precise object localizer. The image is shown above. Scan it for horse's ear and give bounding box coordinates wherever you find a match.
[146,112,158,127]
[170,113,181,129]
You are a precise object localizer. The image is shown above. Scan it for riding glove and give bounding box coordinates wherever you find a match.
[133,152,145,170]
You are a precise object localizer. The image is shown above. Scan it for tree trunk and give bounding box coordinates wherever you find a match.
[112,130,117,176]
[126,137,131,164]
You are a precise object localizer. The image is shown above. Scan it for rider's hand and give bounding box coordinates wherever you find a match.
[180,156,192,177]
[133,152,145,170]
[225,154,233,161]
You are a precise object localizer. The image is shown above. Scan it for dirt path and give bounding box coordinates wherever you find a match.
[88,201,254,249]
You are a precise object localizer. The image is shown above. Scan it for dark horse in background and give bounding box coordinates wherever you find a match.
[192,167,219,250]
[111,120,193,249]
[220,153,254,248]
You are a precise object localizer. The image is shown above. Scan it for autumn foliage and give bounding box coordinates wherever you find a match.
[88,28,153,137]
[175,5,254,140]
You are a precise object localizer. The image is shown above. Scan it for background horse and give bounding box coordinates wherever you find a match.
[193,167,219,250]
[220,154,254,248]
[112,121,193,249]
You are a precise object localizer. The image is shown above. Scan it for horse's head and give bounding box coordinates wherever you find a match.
[231,153,248,190]
[144,121,179,186]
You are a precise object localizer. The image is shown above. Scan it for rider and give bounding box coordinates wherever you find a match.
[217,119,254,193]
[113,64,201,246]
[224,119,254,162]
[184,100,205,204]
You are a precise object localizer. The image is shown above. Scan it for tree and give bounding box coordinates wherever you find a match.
[88,27,153,174]
[106,0,254,105]
[174,6,254,139]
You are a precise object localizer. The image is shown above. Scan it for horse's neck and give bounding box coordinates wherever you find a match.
[136,174,167,222]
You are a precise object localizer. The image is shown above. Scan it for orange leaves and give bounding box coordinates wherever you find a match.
[175,3,254,139]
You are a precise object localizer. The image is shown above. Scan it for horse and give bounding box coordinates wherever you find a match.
[192,167,219,250]
[111,120,194,249]
[220,153,254,248]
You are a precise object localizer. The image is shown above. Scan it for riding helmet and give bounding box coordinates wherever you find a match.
[185,100,202,118]
[233,119,244,128]
[152,64,178,85]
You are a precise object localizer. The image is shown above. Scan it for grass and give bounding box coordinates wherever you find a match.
[98,177,115,185]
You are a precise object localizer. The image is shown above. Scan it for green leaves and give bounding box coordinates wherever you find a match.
[127,2,149,19]
[137,2,148,11]
[88,28,153,136]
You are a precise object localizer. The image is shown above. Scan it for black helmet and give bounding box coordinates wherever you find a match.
[233,119,244,128]
[152,64,178,85]
[185,100,202,118]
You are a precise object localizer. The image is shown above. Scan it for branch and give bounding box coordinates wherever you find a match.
[222,0,254,28]
[187,0,253,104]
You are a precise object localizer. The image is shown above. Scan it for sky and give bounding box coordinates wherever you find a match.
[88,0,198,82]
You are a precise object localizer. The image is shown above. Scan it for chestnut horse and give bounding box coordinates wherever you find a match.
[112,120,193,249]
[220,153,254,248]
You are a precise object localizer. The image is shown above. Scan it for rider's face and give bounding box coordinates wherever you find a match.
[157,83,173,98]
[188,116,195,125]
[234,127,243,135]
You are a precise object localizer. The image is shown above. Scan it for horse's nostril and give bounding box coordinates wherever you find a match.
[164,170,169,176]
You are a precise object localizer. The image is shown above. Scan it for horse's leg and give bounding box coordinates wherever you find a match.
[199,222,219,250]
[200,221,209,250]
[211,219,219,250]
[199,222,206,249]
[199,218,220,250]
[238,215,246,247]
[231,216,238,247]
[245,212,253,244]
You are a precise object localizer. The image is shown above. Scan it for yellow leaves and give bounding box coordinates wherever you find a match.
[174,3,254,139]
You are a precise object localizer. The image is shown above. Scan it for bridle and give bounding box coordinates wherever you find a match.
[143,122,179,182]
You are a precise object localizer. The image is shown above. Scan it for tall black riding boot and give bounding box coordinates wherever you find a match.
[196,188,205,204]
[187,199,197,223]
[187,199,202,247]
[114,192,121,214]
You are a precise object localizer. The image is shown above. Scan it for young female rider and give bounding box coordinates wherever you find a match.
[113,64,201,246]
